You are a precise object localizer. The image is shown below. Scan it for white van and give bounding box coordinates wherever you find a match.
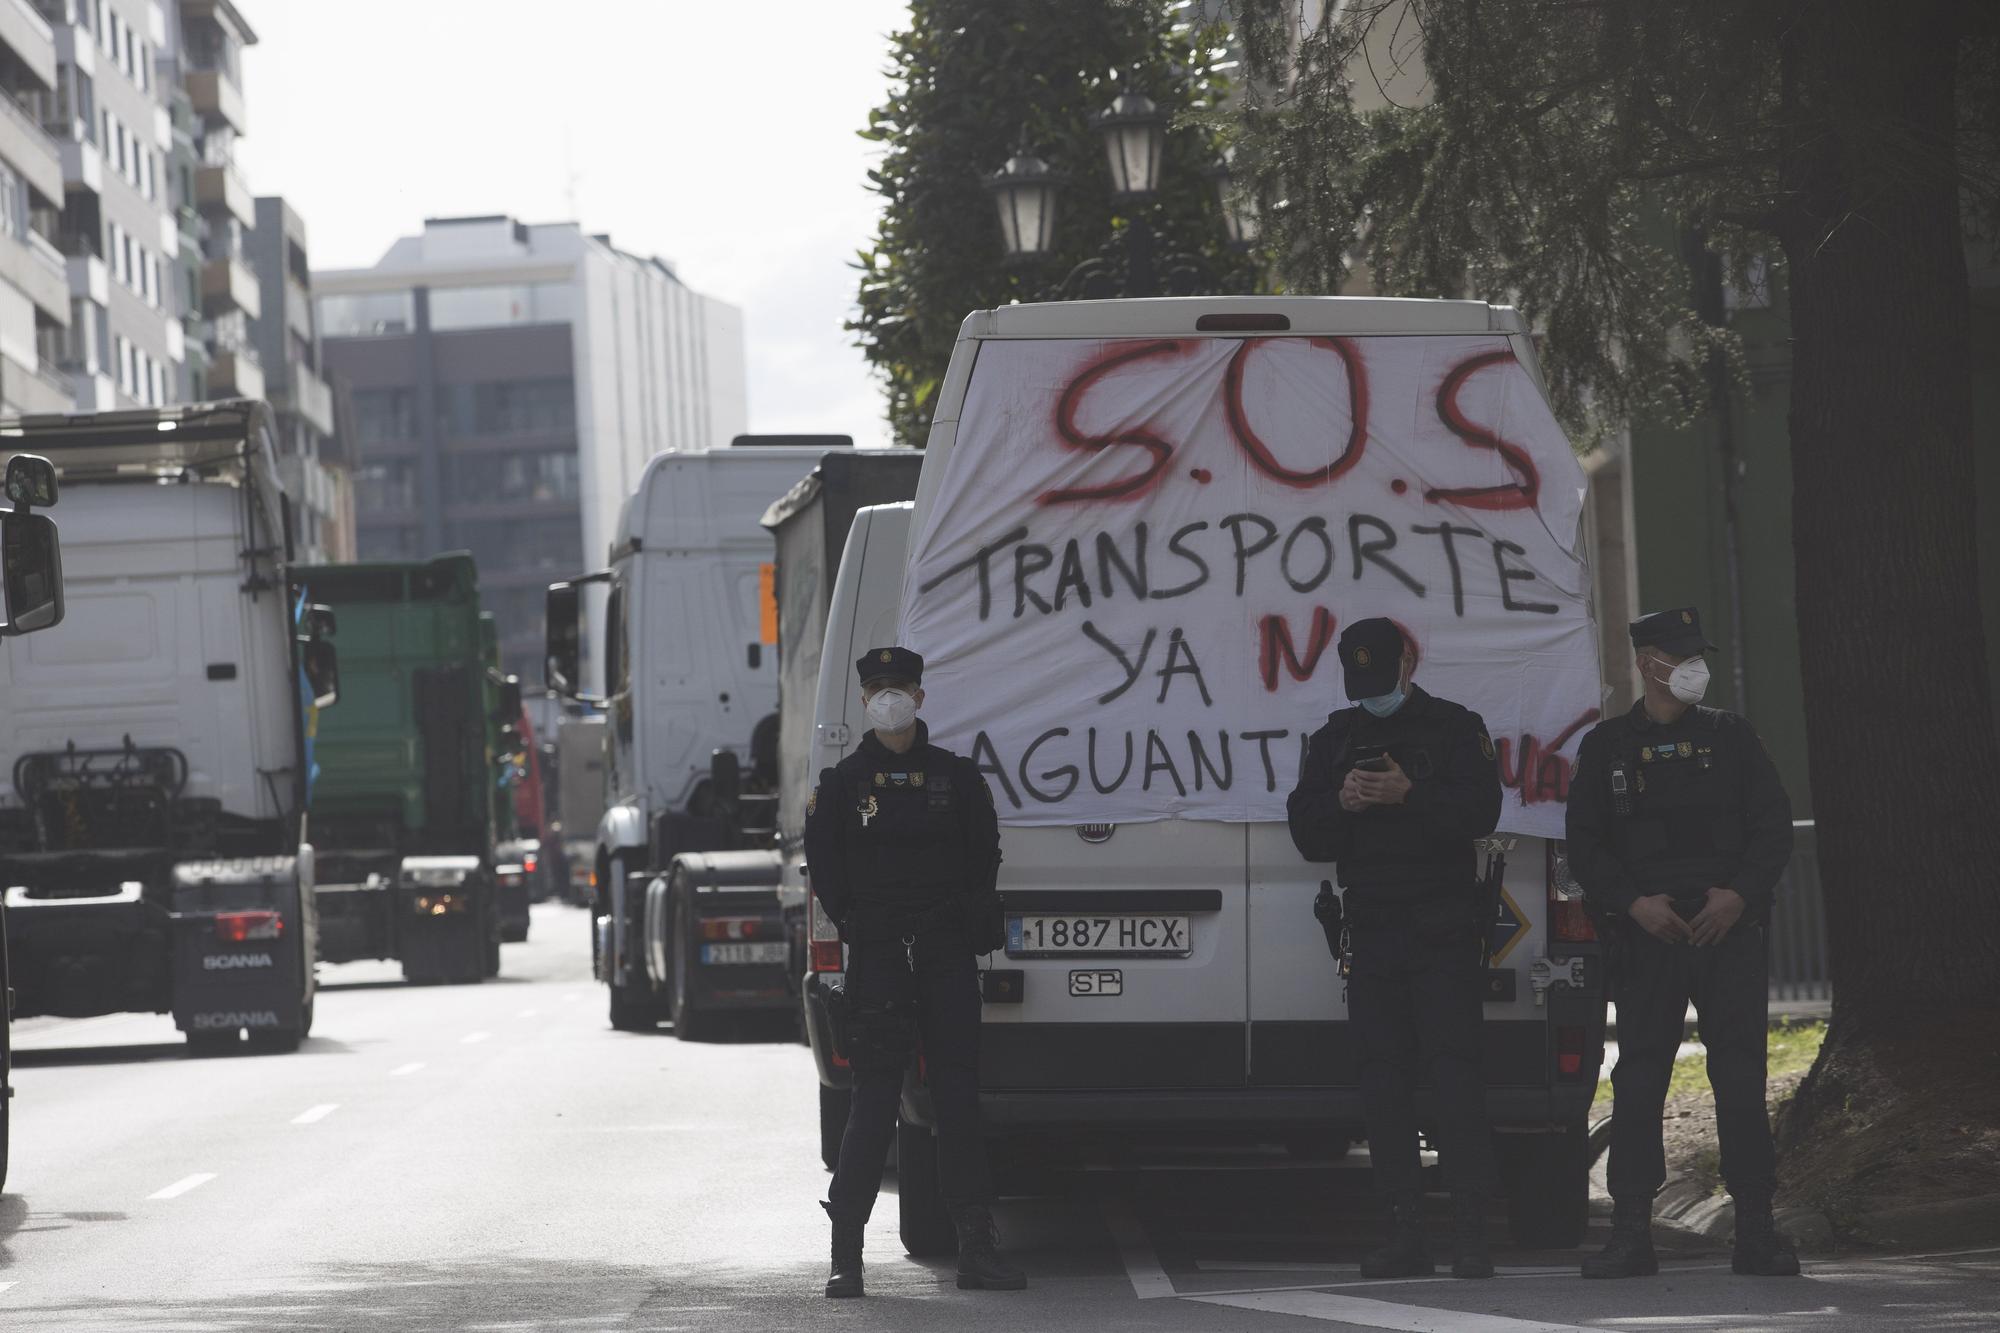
[823,297,1608,1256]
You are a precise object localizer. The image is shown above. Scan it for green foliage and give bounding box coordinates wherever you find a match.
[853,0,1248,447]
[1227,0,2000,440]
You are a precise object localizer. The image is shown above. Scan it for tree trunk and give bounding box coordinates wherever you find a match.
[1775,0,2000,1216]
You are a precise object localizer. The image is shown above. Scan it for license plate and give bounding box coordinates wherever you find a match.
[700,942,787,966]
[1006,914,1190,958]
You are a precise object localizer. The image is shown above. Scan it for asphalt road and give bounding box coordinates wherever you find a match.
[3,902,1993,1331]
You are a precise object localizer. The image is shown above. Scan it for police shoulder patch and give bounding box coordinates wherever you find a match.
[1479,732,1495,761]
[806,787,818,815]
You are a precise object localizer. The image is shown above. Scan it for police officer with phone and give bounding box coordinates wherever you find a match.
[1568,608,1798,1278]
[1287,618,1503,1280]
[803,647,1025,1299]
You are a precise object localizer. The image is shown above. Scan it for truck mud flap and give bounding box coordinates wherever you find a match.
[2,880,172,1019]
[170,858,312,1037]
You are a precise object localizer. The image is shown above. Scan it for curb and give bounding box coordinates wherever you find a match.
[1644,1174,1838,1254]
[1840,1195,2000,1250]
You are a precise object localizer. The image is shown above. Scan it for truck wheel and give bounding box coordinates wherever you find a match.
[247,1026,302,1055]
[895,1117,957,1257]
[819,1084,851,1171]
[483,935,502,977]
[1499,1120,1591,1249]
[670,883,709,1042]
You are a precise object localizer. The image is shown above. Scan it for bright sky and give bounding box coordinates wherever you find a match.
[235,0,913,451]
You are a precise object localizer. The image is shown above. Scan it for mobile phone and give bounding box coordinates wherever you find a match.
[1350,746,1391,774]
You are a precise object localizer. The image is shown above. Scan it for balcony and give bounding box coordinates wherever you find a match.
[185,69,247,135]
[1,351,73,417]
[208,346,263,400]
[201,254,261,320]
[58,136,99,194]
[0,91,61,204]
[0,229,68,320]
[285,275,312,339]
[194,161,254,227]
[274,361,335,436]
[0,0,57,92]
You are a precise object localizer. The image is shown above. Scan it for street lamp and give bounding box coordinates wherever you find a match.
[1090,91,1167,199]
[983,149,1059,261]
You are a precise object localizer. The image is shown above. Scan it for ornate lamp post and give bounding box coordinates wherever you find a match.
[983,148,1060,262]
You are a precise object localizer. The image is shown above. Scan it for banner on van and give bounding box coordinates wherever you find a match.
[900,334,1603,839]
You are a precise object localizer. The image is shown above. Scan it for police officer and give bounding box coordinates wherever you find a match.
[803,647,1025,1298]
[1287,618,1503,1280]
[1567,608,1798,1278]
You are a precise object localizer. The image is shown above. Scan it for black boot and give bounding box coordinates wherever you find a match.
[1451,1192,1494,1279]
[821,1201,864,1298]
[1732,1197,1801,1276]
[1360,1195,1434,1279]
[950,1204,1027,1290]
[1581,1197,1658,1278]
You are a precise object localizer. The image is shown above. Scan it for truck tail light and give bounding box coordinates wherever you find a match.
[214,910,283,942]
[1556,1024,1590,1081]
[807,893,843,974]
[524,852,538,874]
[1547,841,1597,943]
[700,917,762,941]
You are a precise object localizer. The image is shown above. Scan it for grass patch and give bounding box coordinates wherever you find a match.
[1596,1021,1827,1110]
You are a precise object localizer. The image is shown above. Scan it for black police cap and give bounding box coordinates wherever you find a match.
[1629,607,1716,657]
[857,645,924,687]
[1338,617,1405,700]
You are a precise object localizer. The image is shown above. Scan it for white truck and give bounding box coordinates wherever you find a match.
[0,404,336,1059]
[0,451,69,1192]
[553,714,607,906]
[546,444,857,1034]
[803,297,1610,1256]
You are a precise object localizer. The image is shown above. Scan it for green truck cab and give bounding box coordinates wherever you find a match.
[299,554,522,984]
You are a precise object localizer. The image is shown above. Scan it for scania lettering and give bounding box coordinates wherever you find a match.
[0,405,331,1061]
[203,953,276,970]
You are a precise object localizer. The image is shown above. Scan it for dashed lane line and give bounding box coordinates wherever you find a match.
[0,1281,15,1295]
[148,1173,217,1200]
[292,1103,339,1125]
[1187,1290,1607,1331]
[390,1062,425,1076]
[1097,1195,1177,1299]
[461,1031,491,1044]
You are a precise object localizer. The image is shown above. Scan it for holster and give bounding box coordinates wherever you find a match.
[823,983,919,1072]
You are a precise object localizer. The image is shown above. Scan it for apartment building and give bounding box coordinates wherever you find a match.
[317,215,747,693]
[249,194,349,561]
[35,0,181,410]
[0,0,72,415]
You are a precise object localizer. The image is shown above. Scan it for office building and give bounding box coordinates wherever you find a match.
[317,215,747,691]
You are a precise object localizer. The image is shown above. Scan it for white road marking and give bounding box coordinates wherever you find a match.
[1188,1290,1608,1331]
[389,1062,425,1077]
[461,1031,491,1044]
[148,1173,217,1200]
[1097,1195,1176,1300]
[292,1103,339,1125]
[0,1281,15,1294]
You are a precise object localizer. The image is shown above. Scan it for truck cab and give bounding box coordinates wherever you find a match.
[0,404,333,1059]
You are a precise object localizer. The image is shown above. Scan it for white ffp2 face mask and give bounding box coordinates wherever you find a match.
[865,688,918,732]
[1651,655,1710,705]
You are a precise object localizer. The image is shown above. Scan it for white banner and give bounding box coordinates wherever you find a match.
[901,334,1602,838]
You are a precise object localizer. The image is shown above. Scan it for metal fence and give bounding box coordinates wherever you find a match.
[1769,820,1831,1003]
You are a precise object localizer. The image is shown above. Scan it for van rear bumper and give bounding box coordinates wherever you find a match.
[967,1086,1592,1135]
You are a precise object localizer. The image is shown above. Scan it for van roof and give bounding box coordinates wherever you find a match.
[959,296,1526,340]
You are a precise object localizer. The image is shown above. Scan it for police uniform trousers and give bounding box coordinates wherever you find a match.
[1349,924,1496,1199]
[827,926,994,1220]
[1607,918,1775,1202]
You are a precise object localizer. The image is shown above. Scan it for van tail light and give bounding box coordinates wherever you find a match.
[1547,841,1597,943]
[1556,1025,1590,1081]
[701,916,762,941]
[807,892,843,974]
[214,910,283,942]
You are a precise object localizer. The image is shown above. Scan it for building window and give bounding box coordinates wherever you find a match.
[447,515,583,576]
[0,162,23,243]
[318,289,415,337]
[353,459,419,510]
[351,387,420,444]
[446,449,580,504]
[435,377,576,437]
[427,281,574,332]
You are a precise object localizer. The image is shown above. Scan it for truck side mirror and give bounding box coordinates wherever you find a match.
[710,748,742,811]
[304,604,337,639]
[1,509,63,637]
[303,638,340,708]
[4,454,58,509]
[545,581,583,699]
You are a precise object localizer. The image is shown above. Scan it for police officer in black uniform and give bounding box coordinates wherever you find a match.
[803,647,1025,1299]
[1568,607,1798,1279]
[1287,618,1503,1280]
